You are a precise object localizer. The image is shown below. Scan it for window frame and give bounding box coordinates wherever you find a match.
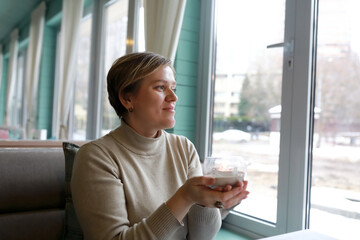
[51,29,61,139]
[196,0,317,237]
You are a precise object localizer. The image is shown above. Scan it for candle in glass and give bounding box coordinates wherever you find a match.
[203,156,247,187]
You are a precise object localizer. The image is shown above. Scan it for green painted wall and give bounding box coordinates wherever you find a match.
[36,26,57,137]
[172,0,201,143]
[35,0,63,138]
[0,58,9,125]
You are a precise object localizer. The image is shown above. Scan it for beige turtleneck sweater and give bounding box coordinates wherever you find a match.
[71,121,222,240]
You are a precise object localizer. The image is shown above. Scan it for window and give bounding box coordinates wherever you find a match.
[309,0,360,239]
[199,0,360,238]
[212,0,285,224]
[199,0,311,237]
[71,13,93,140]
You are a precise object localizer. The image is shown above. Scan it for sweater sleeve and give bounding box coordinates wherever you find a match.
[183,138,223,239]
[187,204,222,240]
[71,143,183,240]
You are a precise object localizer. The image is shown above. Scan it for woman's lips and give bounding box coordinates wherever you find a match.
[163,106,175,112]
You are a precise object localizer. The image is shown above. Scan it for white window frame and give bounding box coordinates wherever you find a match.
[196,0,317,237]
[51,29,61,139]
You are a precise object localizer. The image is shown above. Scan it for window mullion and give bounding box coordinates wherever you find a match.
[195,0,216,161]
[126,0,140,53]
[86,0,106,139]
[278,0,316,233]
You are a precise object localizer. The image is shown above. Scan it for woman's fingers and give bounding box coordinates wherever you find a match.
[242,180,248,190]
[214,184,250,209]
[183,177,250,209]
[223,190,250,209]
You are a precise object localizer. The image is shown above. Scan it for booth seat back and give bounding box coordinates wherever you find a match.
[0,148,65,240]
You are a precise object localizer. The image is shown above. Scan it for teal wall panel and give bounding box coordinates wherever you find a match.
[0,58,9,125]
[178,30,199,43]
[181,15,200,33]
[176,40,199,61]
[174,60,198,78]
[175,106,196,130]
[172,0,201,141]
[176,73,197,87]
[36,26,57,137]
[176,85,197,107]
[182,0,201,18]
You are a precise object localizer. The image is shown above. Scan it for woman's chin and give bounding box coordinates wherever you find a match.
[163,118,176,129]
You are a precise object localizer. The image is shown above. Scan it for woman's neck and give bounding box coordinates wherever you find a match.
[121,117,159,138]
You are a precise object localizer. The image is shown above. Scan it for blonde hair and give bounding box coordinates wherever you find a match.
[107,52,175,118]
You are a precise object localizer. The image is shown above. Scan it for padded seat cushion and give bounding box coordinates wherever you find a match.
[0,148,65,213]
[0,209,64,240]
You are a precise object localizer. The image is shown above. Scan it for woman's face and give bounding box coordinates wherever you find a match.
[126,66,178,137]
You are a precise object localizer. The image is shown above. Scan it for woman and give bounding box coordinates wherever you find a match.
[71,52,249,240]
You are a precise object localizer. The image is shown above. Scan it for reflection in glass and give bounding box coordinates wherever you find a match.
[101,0,129,136]
[310,0,360,238]
[211,0,285,222]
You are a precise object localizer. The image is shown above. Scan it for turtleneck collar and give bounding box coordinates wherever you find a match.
[110,119,165,156]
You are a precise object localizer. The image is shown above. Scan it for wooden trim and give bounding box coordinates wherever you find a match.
[0,140,87,148]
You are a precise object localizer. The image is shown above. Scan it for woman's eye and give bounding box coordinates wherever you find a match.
[156,86,165,91]
[172,88,177,93]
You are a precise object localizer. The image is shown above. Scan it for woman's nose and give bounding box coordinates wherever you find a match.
[166,89,178,102]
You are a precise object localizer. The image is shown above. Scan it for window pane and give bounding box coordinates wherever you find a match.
[101,0,129,136]
[211,0,285,223]
[73,15,92,140]
[310,0,360,238]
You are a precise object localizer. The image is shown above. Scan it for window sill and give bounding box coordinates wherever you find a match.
[216,228,252,240]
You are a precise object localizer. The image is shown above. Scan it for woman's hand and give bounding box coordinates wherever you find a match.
[218,180,249,209]
[166,177,249,221]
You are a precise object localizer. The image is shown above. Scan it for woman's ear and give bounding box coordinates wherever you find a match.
[119,91,133,109]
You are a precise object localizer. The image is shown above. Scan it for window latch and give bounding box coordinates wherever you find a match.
[267,40,294,69]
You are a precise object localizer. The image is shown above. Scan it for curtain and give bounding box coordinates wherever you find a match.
[144,0,187,62]
[4,29,19,126]
[57,0,84,139]
[24,2,46,139]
